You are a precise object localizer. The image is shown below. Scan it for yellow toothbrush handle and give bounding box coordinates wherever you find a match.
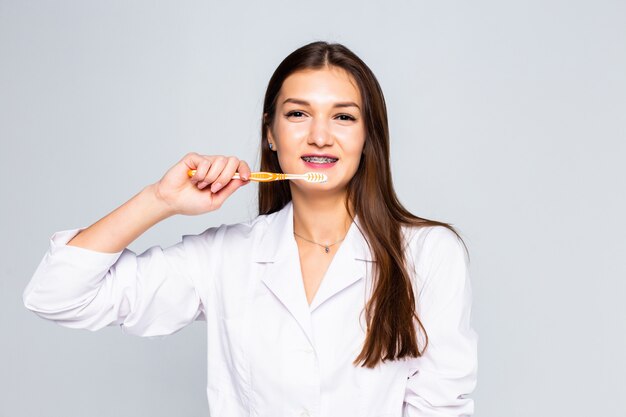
[239,172,286,182]
[187,170,286,182]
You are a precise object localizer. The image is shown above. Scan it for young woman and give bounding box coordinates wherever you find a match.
[23,41,478,416]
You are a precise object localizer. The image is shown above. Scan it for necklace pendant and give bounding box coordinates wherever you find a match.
[324,246,330,253]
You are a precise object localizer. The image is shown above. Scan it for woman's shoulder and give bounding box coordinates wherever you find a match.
[401,223,455,246]
[401,223,467,266]
[400,224,470,299]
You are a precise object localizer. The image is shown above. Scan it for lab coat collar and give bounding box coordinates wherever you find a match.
[253,201,374,346]
[253,200,374,263]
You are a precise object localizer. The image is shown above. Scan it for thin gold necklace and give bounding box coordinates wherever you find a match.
[293,231,345,254]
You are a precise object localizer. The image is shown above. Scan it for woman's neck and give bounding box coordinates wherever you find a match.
[290,189,353,244]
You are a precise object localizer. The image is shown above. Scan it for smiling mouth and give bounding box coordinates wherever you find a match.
[301,156,339,163]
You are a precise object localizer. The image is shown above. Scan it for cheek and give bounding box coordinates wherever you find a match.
[276,145,300,172]
[338,124,365,147]
[282,125,308,143]
[347,142,365,172]
[276,118,306,135]
[347,134,366,158]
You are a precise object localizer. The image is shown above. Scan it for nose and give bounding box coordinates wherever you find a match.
[307,118,334,147]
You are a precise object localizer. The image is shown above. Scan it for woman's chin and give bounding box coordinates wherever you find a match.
[291,178,351,198]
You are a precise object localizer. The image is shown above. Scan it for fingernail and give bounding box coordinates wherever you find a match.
[210,182,222,193]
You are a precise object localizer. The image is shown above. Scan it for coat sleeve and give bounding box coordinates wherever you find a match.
[403,226,478,417]
[22,226,209,338]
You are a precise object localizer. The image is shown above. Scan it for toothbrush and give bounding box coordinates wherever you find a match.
[187,170,328,183]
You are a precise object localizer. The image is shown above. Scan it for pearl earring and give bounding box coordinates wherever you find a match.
[269,143,274,150]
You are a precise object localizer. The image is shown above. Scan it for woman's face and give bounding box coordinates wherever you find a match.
[266,66,366,196]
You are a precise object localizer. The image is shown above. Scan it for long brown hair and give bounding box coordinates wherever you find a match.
[258,41,469,368]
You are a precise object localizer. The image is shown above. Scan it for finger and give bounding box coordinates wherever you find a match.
[199,156,227,189]
[210,157,240,193]
[238,160,251,181]
[192,158,213,187]
[183,152,204,175]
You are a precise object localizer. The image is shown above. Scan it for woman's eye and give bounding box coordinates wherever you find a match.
[285,111,355,121]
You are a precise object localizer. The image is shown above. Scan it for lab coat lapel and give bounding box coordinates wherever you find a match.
[308,216,373,312]
[253,201,375,344]
[255,202,315,345]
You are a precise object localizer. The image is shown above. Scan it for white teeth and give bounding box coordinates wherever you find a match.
[302,156,338,163]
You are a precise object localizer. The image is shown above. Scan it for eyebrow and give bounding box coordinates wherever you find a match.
[282,98,361,110]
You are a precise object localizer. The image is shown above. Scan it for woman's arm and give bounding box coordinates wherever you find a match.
[22,225,212,336]
[23,153,250,336]
[67,183,173,253]
[67,152,251,254]
[403,226,478,416]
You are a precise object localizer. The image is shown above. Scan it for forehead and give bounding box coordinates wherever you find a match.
[278,66,361,105]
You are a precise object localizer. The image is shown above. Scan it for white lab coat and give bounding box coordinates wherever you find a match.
[23,201,478,417]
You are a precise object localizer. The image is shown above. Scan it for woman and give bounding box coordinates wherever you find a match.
[23,41,478,416]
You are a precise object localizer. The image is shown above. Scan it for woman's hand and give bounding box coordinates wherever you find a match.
[153,152,251,216]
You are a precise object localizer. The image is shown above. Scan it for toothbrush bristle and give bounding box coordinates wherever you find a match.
[305,172,328,183]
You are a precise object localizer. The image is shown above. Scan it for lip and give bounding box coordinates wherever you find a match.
[301,160,337,170]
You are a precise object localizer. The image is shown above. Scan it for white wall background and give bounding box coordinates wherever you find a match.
[1,1,624,416]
